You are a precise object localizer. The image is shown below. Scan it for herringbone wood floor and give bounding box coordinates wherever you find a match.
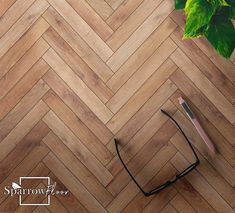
[0,0,235,212]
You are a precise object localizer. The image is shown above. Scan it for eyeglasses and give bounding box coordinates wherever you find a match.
[114,109,200,197]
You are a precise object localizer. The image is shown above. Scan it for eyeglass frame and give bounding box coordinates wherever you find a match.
[114,109,200,197]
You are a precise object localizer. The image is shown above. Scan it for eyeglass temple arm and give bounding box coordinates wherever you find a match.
[114,139,150,196]
[161,109,200,163]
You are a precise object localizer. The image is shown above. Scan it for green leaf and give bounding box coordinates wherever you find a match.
[184,0,216,38]
[175,0,187,9]
[205,15,235,58]
[184,0,230,38]
[226,0,235,18]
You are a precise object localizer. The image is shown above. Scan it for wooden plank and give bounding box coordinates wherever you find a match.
[46,0,113,61]
[0,59,49,120]
[106,0,144,30]
[43,131,113,207]
[0,143,50,204]
[106,0,174,71]
[171,131,235,208]
[43,28,113,103]
[170,193,196,213]
[170,69,235,146]
[43,153,108,213]
[171,153,234,213]
[43,111,113,187]
[142,188,177,213]
[0,18,49,79]
[170,90,235,166]
[171,27,235,105]
[0,38,49,99]
[33,206,50,213]
[0,101,49,162]
[122,163,177,213]
[107,120,177,196]
[107,101,176,175]
[107,0,164,51]
[107,17,177,93]
[46,171,88,213]
[174,178,216,213]
[0,121,49,184]
[172,110,235,186]
[0,0,17,16]
[43,48,113,123]
[107,39,176,115]
[14,183,48,212]
[66,0,113,40]
[106,81,177,154]
[105,0,125,10]
[86,0,113,20]
[43,91,113,165]
[0,0,49,58]
[43,7,113,82]
[0,0,35,37]
[170,49,235,125]
[107,143,176,212]
[160,204,178,213]
[42,69,113,144]
[170,11,235,84]
[0,80,49,141]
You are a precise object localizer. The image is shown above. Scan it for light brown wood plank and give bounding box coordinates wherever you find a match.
[43,48,113,123]
[122,163,177,213]
[0,143,50,204]
[171,48,235,125]
[43,111,113,187]
[43,91,113,165]
[43,27,114,103]
[107,17,177,93]
[107,0,165,51]
[106,0,144,30]
[107,143,176,212]
[47,0,113,61]
[0,38,49,99]
[106,100,176,180]
[0,18,49,79]
[43,131,113,207]
[0,0,49,58]
[171,153,234,213]
[86,0,113,20]
[0,0,17,16]
[0,80,49,141]
[46,171,88,213]
[42,69,113,144]
[106,0,174,71]
[43,153,108,213]
[107,120,177,196]
[171,131,235,208]
[43,7,113,82]
[0,59,49,120]
[0,121,49,184]
[0,0,36,37]
[170,193,196,213]
[0,100,49,162]
[170,69,235,146]
[66,0,113,40]
[171,27,235,105]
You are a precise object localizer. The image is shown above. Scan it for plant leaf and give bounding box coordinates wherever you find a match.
[184,0,229,38]
[184,0,215,38]
[226,0,235,18]
[175,0,187,9]
[205,15,235,58]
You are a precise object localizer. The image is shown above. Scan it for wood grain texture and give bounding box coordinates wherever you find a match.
[0,0,234,211]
